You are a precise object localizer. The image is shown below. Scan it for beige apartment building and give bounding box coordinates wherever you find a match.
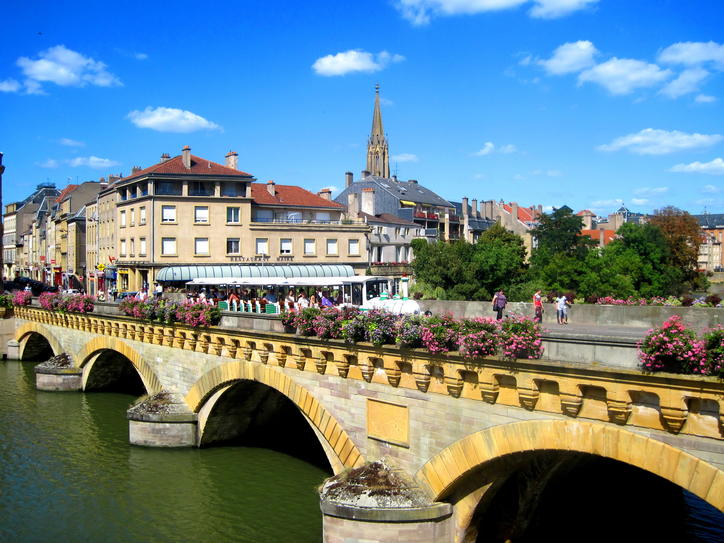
[88,146,369,294]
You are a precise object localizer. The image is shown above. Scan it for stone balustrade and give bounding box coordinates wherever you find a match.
[14,306,723,441]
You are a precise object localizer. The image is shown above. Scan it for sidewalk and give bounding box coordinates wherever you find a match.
[541,322,649,342]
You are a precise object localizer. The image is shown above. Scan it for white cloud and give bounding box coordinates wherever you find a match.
[529,0,598,19]
[631,198,648,205]
[16,45,121,93]
[0,79,21,92]
[538,40,598,75]
[597,128,722,155]
[702,184,721,193]
[695,94,716,103]
[578,58,672,95]
[37,159,59,168]
[392,153,419,162]
[591,198,623,207]
[127,106,221,133]
[394,0,593,24]
[58,137,84,147]
[658,41,724,68]
[67,156,120,169]
[670,158,724,175]
[633,186,668,196]
[395,0,527,25]
[472,141,517,156]
[531,169,561,177]
[134,52,149,60]
[312,50,404,76]
[660,68,708,98]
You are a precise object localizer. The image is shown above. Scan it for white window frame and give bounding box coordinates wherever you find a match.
[256,238,269,255]
[304,239,315,255]
[348,239,360,256]
[194,238,209,255]
[226,206,240,224]
[139,207,147,225]
[161,237,177,255]
[161,205,176,223]
[194,206,209,224]
[120,210,126,228]
[139,238,147,256]
[226,238,240,254]
[120,239,127,256]
[280,238,292,255]
[326,239,338,256]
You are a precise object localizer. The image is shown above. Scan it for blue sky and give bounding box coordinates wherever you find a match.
[1,0,722,215]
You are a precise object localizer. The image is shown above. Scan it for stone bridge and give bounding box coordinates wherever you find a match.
[11,306,724,542]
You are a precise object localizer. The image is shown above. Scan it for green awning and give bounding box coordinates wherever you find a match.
[155,264,356,282]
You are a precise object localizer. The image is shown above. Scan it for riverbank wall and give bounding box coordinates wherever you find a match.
[418,301,722,331]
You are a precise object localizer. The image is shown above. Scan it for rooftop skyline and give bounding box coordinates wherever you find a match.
[1,0,722,214]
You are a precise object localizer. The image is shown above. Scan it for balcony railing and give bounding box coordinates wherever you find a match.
[251,218,363,225]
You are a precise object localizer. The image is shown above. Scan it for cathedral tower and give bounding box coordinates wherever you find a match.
[366,84,390,178]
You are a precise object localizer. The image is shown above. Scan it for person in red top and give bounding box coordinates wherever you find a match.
[533,290,543,323]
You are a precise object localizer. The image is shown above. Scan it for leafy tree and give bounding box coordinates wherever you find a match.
[648,206,701,280]
[531,206,595,258]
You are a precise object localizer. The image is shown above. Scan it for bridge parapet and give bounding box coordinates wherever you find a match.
[14,306,724,442]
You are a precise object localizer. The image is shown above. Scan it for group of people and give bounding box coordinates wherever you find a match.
[185,287,343,311]
[492,289,571,325]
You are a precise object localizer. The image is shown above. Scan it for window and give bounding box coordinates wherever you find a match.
[140,183,149,197]
[401,228,408,237]
[189,181,213,196]
[221,182,245,197]
[226,238,240,254]
[395,228,400,237]
[161,205,176,223]
[139,238,147,256]
[348,239,360,255]
[120,211,126,227]
[396,246,403,261]
[280,238,292,254]
[194,238,209,255]
[226,206,240,223]
[304,239,315,255]
[161,238,176,255]
[375,226,383,235]
[256,238,268,255]
[130,209,135,226]
[120,239,127,256]
[130,239,135,256]
[326,239,338,255]
[315,212,331,223]
[156,181,182,195]
[254,209,273,222]
[194,206,209,223]
[139,207,146,225]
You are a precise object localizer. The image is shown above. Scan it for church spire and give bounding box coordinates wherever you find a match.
[367,83,390,178]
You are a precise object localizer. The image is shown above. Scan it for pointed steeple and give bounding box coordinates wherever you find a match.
[366,84,390,178]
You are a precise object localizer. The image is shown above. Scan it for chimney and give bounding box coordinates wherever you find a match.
[99,176,106,183]
[347,193,359,217]
[471,199,478,218]
[345,171,353,188]
[225,150,238,170]
[409,179,418,184]
[392,175,398,182]
[511,202,519,222]
[361,188,375,216]
[361,170,371,179]
[318,188,332,200]
[537,204,543,215]
[131,166,142,174]
[462,197,469,218]
[266,180,276,197]
[462,197,470,242]
[182,145,191,169]
[160,153,171,163]
[599,229,605,248]
[108,174,120,183]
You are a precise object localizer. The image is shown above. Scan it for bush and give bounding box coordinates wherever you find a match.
[458,318,499,359]
[638,316,707,374]
[499,316,544,360]
[396,317,423,349]
[364,310,398,346]
[705,294,722,307]
[0,294,13,309]
[341,312,368,343]
[702,326,724,378]
[12,290,32,306]
[292,308,322,336]
[420,314,459,354]
[119,298,218,326]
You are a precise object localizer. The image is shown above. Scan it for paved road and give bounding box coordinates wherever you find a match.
[541,322,649,341]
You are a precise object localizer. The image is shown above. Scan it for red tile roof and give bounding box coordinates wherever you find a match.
[120,154,252,182]
[577,209,594,216]
[502,203,537,223]
[251,183,344,208]
[56,184,79,203]
[580,229,616,245]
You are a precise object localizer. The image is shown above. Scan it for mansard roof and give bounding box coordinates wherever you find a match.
[348,175,454,208]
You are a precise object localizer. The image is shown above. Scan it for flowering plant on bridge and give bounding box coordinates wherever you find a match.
[702,326,724,378]
[12,290,32,306]
[499,316,544,360]
[118,298,219,326]
[175,301,221,327]
[364,310,398,346]
[457,318,500,359]
[638,316,707,374]
[420,314,460,354]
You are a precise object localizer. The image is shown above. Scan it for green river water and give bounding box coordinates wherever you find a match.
[0,360,328,542]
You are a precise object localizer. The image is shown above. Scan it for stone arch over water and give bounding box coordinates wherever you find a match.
[187,362,363,474]
[76,337,162,395]
[15,322,62,360]
[416,419,723,541]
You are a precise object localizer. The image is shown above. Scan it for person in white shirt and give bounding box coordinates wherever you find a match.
[297,291,310,309]
[154,282,163,299]
[556,295,570,325]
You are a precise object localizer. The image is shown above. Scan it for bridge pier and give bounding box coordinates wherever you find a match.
[127,393,198,447]
[319,461,453,543]
[34,364,83,391]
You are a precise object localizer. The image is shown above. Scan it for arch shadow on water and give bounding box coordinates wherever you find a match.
[198,380,333,474]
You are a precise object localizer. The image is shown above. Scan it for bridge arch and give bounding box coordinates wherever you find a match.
[416,420,723,527]
[15,322,62,360]
[76,337,162,394]
[186,362,363,474]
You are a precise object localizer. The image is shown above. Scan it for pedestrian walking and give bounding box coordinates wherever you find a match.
[492,290,507,320]
[556,294,570,324]
[533,290,543,323]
